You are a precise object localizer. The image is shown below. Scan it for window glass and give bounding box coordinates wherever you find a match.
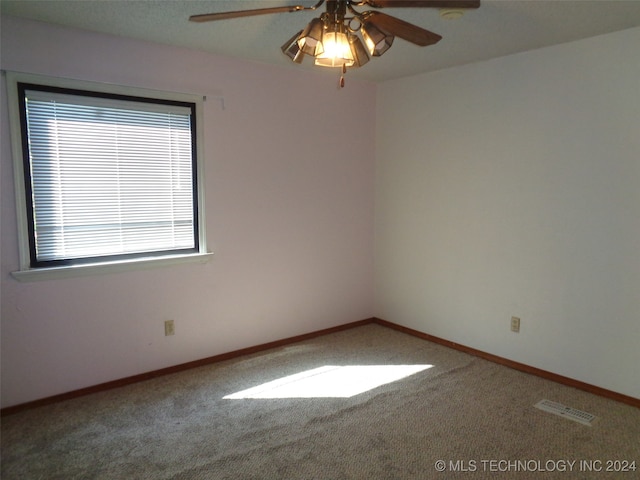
[20,85,199,267]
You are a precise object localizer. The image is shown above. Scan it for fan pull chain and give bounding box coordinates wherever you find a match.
[339,63,347,89]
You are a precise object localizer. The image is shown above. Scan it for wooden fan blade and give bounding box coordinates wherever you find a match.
[190,5,306,23]
[364,1,480,8]
[366,12,442,46]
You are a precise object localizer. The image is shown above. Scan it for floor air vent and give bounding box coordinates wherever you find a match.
[534,399,597,426]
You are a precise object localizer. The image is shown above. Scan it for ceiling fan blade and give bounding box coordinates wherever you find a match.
[190,5,306,23]
[364,1,480,8]
[366,12,442,46]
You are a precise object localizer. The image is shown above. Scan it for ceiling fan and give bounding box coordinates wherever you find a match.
[190,1,480,84]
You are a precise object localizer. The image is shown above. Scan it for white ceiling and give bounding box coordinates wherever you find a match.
[2,0,640,82]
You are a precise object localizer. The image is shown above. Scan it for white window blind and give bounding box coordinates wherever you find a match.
[22,87,198,266]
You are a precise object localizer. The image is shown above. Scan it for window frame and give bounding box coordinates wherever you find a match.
[6,72,212,281]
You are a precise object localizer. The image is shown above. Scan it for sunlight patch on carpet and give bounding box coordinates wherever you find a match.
[224,365,433,399]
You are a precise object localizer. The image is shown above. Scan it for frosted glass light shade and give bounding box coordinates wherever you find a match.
[315,30,354,67]
[297,18,324,56]
[362,22,394,57]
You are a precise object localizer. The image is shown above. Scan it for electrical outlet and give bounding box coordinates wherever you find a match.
[511,316,520,333]
[164,320,175,336]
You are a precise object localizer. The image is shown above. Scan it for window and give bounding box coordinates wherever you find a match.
[6,73,211,280]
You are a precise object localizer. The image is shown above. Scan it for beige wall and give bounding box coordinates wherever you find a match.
[375,27,640,398]
[0,16,376,408]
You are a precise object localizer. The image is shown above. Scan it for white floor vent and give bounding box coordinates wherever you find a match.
[534,399,597,426]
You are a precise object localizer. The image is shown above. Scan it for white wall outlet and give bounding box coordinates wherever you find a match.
[164,319,175,336]
[511,316,521,333]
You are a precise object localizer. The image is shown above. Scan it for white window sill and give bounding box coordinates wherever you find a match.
[11,252,214,282]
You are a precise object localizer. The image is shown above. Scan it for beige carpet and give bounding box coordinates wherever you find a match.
[2,323,639,479]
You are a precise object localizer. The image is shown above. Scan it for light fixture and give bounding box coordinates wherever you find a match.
[288,7,394,67]
[282,0,393,86]
[347,33,370,68]
[297,17,325,56]
[315,22,354,67]
[361,19,394,57]
[281,30,305,64]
